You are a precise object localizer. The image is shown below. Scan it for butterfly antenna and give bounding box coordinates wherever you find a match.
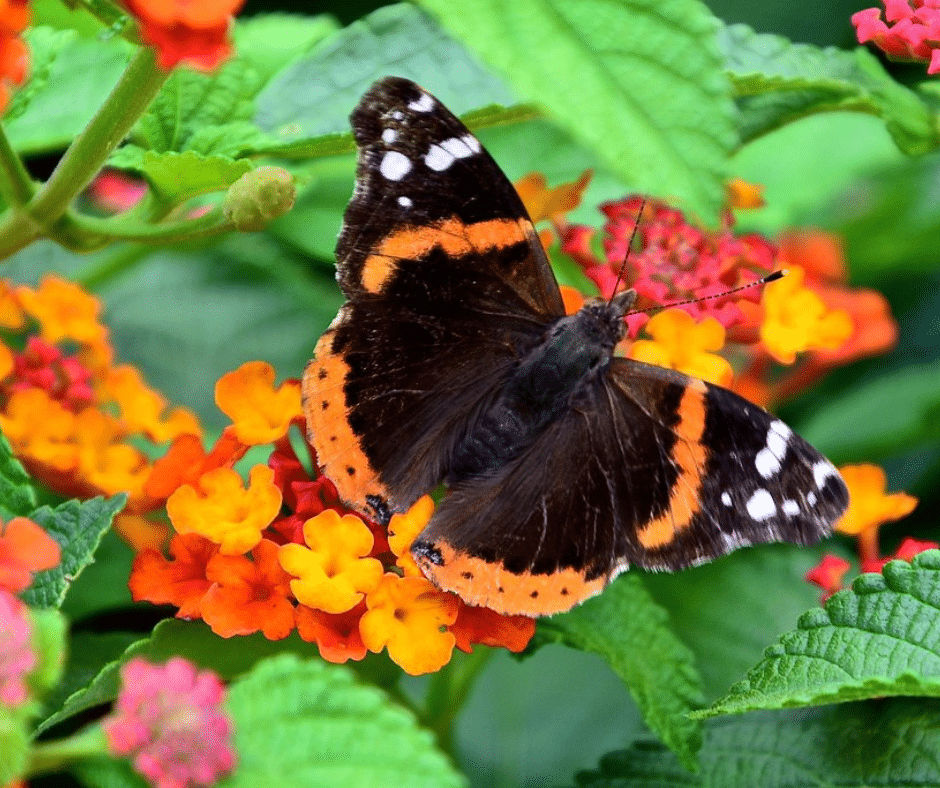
[606,197,647,307]
[625,269,787,318]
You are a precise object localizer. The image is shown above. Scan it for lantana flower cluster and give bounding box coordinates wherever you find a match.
[545,178,897,408]
[129,361,535,675]
[0,275,200,546]
[853,0,940,75]
[103,657,235,788]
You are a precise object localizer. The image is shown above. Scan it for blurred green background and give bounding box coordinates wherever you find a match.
[14,1,940,786]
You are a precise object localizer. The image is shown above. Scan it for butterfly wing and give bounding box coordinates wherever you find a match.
[305,77,565,519]
[412,358,848,616]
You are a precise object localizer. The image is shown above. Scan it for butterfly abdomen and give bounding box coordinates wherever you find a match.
[447,304,622,482]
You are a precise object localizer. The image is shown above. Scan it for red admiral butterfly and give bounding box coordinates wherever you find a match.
[304,77,849,617]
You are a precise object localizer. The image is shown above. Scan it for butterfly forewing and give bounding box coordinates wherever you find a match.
[305,77,564,518]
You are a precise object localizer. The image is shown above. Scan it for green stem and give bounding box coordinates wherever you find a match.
[68,204,234,245]
[423,648,494,756]
[0,46,169,260]
[0,122,36,207]
[27,724,109,775]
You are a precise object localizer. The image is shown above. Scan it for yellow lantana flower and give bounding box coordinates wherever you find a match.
[17,275,106,345]
[629,309,733,386]
[360,574,459,676]
[387,495,434,578]
[215,361,302,445]
[167,465,281,555]
[760,266,853,364]
[279,509,383,614]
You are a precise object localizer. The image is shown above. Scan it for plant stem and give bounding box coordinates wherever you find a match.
[27,724,109,775]
[423,647,494,756]
[0,122,36,207]
[0,45,168,260]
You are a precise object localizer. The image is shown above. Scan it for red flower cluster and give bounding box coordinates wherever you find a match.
[561,196,775,336]
[853,1,940,74]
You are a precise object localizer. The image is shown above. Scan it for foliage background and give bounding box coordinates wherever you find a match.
[8,0,940,786]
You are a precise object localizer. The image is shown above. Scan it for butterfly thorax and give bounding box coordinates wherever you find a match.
[447,292,635,484]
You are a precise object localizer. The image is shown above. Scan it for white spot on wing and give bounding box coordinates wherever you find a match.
[408,93,435,112]
[746,489,776,521]
[755,420,792,479]
[381,128,397,144]
[813,460,838,489]
[721,492,732,506]
[390,110,404,120]
[808,491,818,506]
[380,151,411,181]
[397,195,412,208]
[782,499,800,517]
[425,136,479,171]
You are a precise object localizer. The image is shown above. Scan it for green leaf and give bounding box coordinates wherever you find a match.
[576,699,940,787]
[27,608,67,698]
[108,148,253,204]
[799,360,940,463]
[0,431,36,518]
[232,13,340,86]
[36,619,316,735]
[4,33,132,156]
[0,705,30,787]
[643,544,832,702]
[20,495,126,610]
[701,551,940,718]
[138,60,262,155]
[60,530,134,621]
[537,575,704,769]
[417,0,737,224]
[4,26,76,124]
[72,757,150,788]
[254,4,515,141]
[717,22,937,154]
[226,654,466,788]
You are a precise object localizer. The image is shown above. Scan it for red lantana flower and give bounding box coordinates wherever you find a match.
[124,0,245,70]
[853,1,940,74]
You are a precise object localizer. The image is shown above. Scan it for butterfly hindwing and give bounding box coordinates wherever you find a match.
[305,77,564,519]
[412,358,848,616]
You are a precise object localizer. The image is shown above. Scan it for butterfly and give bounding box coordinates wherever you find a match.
[303,76,849,617]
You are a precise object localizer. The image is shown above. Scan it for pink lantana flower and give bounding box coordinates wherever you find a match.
[103,657,236,788]
[0,589,35,706]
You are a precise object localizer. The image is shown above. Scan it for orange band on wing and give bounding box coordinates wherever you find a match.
[414,542,611,617]
[303,324,389,515]
[636,379,708,549]
[361,217,527,293]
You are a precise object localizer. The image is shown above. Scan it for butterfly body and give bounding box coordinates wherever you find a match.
[304,77,849,617]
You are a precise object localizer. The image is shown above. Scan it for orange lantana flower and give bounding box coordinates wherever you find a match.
[514,170,592,224]
[0,0,29,115]
[144,431,247,501]
[123,0,244,70]
[215,361,301,445]
[129,533,218,618]
[360,574,459,676]
[837,463,919,566]
[0,388,78,471]
[200,539,294,639]
[166,465,281,555]
[279,510,383,614]
[295,601,368,664]
[451,601,535,654]
[759,266,853,364]
[17,275,107,346]
[630,309,733,386]
[106,365,201,443]
[0,517,61,593]
[73,409,151,500]
[114,513,170,553]
[726,178,765,209]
